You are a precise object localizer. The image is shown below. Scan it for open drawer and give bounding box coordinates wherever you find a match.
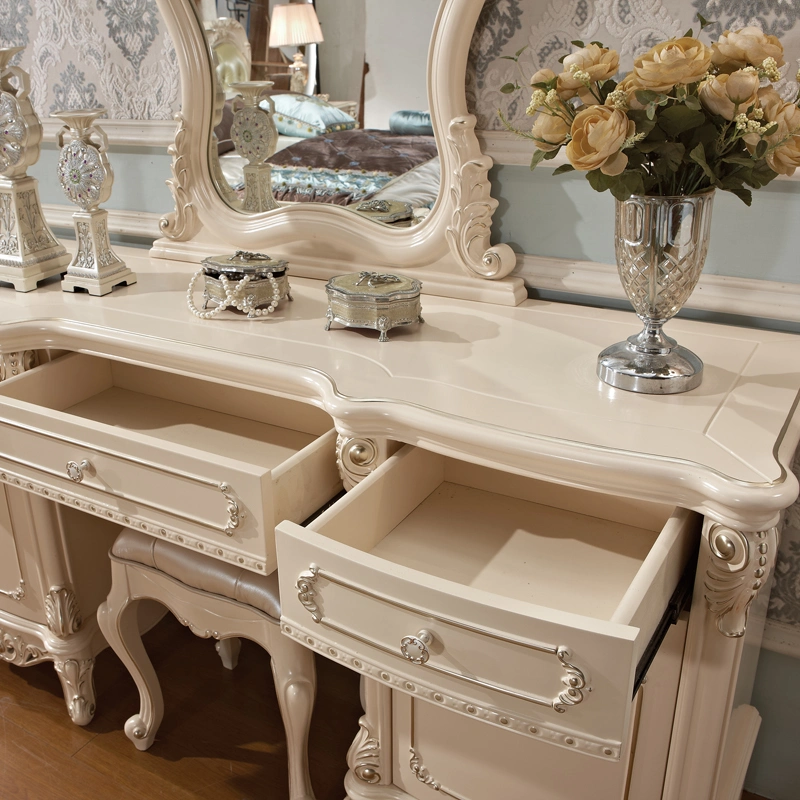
[0,353,342,574]
[276,445,699,760]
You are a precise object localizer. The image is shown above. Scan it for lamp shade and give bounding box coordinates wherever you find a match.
[268,4,324,48]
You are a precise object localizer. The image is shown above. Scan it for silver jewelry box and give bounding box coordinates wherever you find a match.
[201,250,291,318]
[324,272,423,342]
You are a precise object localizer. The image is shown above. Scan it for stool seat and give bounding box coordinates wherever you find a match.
[111,529,281,620]
[98,527,317,800]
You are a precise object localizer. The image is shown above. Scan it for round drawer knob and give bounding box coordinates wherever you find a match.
[65,460,92,483]
[400,630,434,665]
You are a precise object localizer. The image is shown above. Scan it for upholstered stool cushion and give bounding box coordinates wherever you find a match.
[111,529,281,620]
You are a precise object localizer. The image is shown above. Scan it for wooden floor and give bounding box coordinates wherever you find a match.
[0,613,362,799]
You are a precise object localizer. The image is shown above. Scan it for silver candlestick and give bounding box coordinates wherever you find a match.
[0,46,69,291]
[51,108,136,295]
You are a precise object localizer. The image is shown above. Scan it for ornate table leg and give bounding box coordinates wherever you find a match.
[336,434,392,490]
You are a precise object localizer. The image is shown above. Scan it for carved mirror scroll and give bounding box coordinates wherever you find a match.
[152,0,524,305]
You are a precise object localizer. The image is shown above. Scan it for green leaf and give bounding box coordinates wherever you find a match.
[530,149,547,170]
[499,56,518,61]
[722,154,757,167]
[683,28,694,38]
[687,122,719,149]
[697,13,712,29]
[655,142,686,172]
[558,54,567,64]
[683,95,702,111]
[725,184,753,205]
[590,41,605,47]
[571,40,585,47]
[688,143,719,185]
[586,168,614,193]
[657,105,706,136]
[763,123,778,137]
[749,160,778,188]
[552,163,576,175]
[543,148,560,160]
[500,83,518,94]
[755,140,768,159]
[646,105,656,120]
[599,78,618,102]
[515,45,529,57]
[531,81,551,90]
[635,89,661,105]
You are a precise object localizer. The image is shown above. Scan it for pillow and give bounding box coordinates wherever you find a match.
[389,110,433,136]
[265,93,356,138]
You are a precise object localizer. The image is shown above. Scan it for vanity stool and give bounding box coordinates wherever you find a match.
[97,527,316,800]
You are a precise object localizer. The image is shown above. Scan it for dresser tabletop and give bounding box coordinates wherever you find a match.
[1,247,798,528]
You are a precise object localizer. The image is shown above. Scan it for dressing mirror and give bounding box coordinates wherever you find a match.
[152,0,523,305]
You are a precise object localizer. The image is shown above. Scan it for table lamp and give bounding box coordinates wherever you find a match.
[268,3,324,94]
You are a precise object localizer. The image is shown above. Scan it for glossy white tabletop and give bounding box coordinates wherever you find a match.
[1,248,798,528]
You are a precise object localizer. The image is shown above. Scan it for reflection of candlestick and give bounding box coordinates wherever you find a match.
[52,108,136,295]
[229,81,279,213]
[0,46,69,291]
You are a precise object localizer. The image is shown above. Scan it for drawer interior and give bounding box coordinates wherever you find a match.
[308,447,694,628]
[0,353,332,468]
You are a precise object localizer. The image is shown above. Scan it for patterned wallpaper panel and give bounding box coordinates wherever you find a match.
[468,0,800,130]
[0,0,180,120]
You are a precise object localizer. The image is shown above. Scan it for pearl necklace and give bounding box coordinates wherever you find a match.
[186,268,282,319]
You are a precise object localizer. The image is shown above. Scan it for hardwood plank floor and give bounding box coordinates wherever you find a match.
[0,614,362,799]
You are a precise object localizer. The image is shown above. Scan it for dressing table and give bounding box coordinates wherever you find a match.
[0,2,798,800]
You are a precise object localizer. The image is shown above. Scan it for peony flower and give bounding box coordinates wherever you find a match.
[757,97,800,175]
[613,73,647,110]
[559,44,620,98]
[699,70,760,120]
[711,26,785,73]
[566,105,634,176]
[530,68,556,86]
[632,37,712,93]
[531,113,570,151]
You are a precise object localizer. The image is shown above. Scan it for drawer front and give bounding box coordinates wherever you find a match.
[0,411,273,573]
[279,521,642,760]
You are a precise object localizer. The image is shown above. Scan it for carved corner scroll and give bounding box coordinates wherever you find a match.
[336,435,382,491]
[446,115,516,281]
[160,113,200,241]
[704,523,779,638]
[347,717,382,785]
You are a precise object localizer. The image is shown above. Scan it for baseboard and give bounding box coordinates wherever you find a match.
[762,619,800,658]
[42,204,161,240]
[515,253,800,324]
[715,705,762,800]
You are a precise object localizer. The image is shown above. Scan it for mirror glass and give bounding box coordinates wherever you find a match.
[202,1,440,226]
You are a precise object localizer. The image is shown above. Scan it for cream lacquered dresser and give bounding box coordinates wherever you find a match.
[0,0,797,797]
[0,252,797,800]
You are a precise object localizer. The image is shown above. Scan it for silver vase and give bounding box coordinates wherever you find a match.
[597,191,714,394]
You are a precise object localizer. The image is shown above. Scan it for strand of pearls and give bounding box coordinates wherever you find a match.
[186,268,282,319]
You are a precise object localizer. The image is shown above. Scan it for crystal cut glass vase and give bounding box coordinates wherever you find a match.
[597,191,714,394]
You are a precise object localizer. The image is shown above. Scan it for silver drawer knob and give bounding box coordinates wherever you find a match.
[400,630,433,665]
[65,460,92,483]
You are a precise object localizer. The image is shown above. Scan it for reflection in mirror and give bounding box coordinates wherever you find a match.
[203,2,441,226]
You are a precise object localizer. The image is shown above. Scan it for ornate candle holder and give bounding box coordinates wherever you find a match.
[229,81,279,213]
[52,108,136,295]
[0,46,69,291]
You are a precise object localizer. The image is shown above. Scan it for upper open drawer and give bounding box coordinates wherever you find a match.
[0,353,342,574]
[276,445,698,760]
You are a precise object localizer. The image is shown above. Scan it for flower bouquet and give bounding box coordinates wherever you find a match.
[500,20,799,393]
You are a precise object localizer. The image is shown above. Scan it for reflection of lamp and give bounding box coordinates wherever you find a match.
[268,3,324,94]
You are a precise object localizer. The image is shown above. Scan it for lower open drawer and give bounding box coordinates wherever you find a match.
[276,445,698,759]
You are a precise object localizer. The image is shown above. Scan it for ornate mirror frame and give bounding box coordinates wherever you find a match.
[151,0,525,305]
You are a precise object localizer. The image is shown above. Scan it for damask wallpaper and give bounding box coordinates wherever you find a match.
[468,0,800,130]
[0,0,180,120]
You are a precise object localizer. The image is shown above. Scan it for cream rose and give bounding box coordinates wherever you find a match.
[613,73,647,110]
[559,44,620,97]
[531,113,570,152]
[566,105,634,176]
[760,99,800,175]
[711,26,785,72]
[699,70,760,119]
[530,68,556,86]
[632,37,712,93]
